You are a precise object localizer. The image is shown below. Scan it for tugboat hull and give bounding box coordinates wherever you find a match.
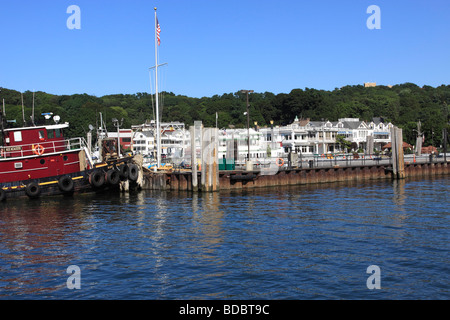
[0,158,140,201]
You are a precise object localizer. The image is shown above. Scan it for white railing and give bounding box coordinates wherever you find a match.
[0,138,85,159]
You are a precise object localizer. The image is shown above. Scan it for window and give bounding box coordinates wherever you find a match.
[48,130,54,139]
[14,131,22,142]
[55,129,61,138]
[39,130,45,140]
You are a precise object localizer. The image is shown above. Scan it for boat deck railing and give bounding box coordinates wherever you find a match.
[0,137,85,159]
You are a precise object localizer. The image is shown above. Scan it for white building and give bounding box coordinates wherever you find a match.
[259,116,393,156]
[131,121,190,164]
[218,128,284,165]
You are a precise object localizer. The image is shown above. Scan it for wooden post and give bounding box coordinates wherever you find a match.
[200,128,220,192]
[391,126,398,177]
[391,126,406,179]
[201,128,208,191]
[396,127,406,179]
[213,128,219,191]
[190,126,198,191]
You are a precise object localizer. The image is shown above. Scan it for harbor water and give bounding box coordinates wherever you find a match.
[0,177,448,300]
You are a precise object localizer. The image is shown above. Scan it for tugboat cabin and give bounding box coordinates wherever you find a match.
[0,123,89,184]
[2,124,68,157]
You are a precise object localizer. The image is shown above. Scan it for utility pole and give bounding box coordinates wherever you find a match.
[444,128,448,163]
[241,89,253,170]
[444,101,449,163]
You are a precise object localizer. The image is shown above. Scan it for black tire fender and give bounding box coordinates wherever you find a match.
[119,164,129,180]
[26,182,41,198]
[89,170,105,188]
[106,169,120,185]
[128,164,139,181]
[58,176,74,193]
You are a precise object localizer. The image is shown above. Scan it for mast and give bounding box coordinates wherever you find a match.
[154,7,161,169]
[32,91,35,125]
[21,92,25,125]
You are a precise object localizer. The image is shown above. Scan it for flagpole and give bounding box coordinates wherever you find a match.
[154,7,161,169]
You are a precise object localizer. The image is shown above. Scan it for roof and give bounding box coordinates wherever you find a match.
[4,123,69,132]
[342,121,363,129]
[382,142,413,150]
[421,146,437,154]
[298,119,310,126]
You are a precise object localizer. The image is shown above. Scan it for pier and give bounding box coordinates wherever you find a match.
[141,160,449,192]
[138,124,449,192]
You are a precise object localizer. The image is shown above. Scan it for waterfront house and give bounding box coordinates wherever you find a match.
[131,121,189,164]
[107,129,133,153]
[127,115,395,168]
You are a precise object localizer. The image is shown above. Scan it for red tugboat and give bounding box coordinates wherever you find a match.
[0,112,139,202]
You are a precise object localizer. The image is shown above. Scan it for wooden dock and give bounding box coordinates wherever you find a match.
[137,125,449,192]
[141,161,449,192]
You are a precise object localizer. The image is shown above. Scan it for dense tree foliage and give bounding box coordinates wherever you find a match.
[1,83,449,147]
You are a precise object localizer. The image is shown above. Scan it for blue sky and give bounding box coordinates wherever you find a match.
[0,0,449,98]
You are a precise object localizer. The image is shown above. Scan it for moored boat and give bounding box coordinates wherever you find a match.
[0,112,139,202]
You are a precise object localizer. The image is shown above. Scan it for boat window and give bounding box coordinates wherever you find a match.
[55,129,61,138]
[39,130,45,140]
[48,130,54,139]
[14,131,22,142]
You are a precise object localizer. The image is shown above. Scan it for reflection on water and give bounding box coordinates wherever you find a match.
[0,177,449,299]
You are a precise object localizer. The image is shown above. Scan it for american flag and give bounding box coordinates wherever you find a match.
[156,18,161,46]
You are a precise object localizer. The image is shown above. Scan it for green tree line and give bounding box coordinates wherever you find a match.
[1,83,449,147]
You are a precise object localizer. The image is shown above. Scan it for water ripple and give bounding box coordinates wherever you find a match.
[0,177,449,299]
